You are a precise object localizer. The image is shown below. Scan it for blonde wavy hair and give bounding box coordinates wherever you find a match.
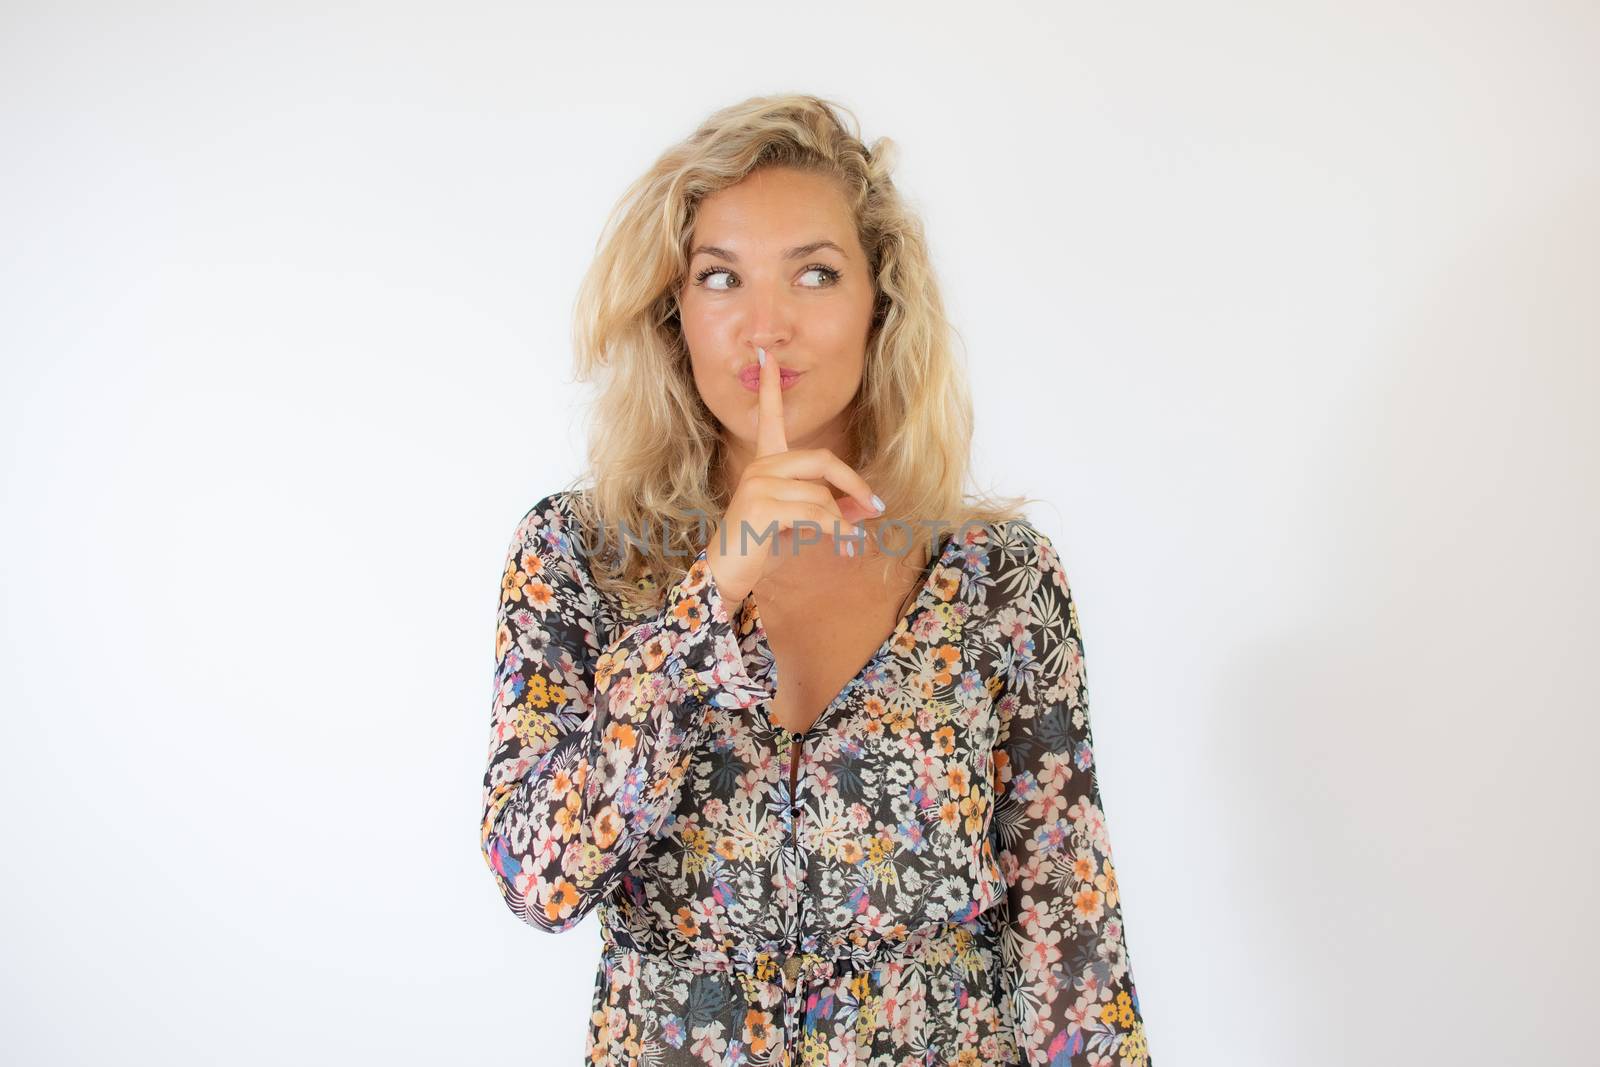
[558,92,1037,614]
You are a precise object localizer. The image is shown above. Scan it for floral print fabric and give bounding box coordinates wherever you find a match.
[480,490,1152,1066]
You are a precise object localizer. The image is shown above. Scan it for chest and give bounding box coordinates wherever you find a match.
[753,556,929,736]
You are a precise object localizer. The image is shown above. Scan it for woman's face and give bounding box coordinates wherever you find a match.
[678,166,877,459]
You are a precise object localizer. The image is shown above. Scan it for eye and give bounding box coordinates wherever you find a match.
[690,264,844,291]
[800,264,842,288]
[693,266,737,290]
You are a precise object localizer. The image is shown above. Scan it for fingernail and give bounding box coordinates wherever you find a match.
[845,541,855,557]
[870,494,885,513]
[757,347,766,366]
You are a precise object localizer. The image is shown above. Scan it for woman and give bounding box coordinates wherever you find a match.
[480,94,1153,1066]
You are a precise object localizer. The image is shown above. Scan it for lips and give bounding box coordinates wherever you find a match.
[738,365,804,390]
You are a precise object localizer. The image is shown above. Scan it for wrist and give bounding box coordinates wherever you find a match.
[705,551,749,606]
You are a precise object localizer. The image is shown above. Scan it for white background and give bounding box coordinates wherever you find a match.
[3,2,1596,1064]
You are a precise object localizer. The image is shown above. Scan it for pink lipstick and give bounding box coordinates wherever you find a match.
[738,365,803,392]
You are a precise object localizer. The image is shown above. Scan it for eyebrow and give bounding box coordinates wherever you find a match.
[688,239,849,263]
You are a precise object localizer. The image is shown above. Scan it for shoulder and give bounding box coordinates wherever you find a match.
[512,488,592,547]
[972,514,1075,630]
[970,513,1065,580]
[505,488,600,598]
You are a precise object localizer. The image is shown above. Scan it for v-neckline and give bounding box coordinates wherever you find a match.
[749,529,960,739]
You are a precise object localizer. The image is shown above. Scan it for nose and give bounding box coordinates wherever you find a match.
[742,277,793,355]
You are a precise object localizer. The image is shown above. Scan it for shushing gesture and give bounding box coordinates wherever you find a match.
[705,346,885,605]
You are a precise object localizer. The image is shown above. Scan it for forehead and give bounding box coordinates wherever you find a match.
[691,167,855,248]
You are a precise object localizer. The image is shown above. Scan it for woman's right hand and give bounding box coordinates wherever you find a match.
[705,345,885,605]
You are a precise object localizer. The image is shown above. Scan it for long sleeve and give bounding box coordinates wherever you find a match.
[479,494,774,932]
[989,527,1152,1066]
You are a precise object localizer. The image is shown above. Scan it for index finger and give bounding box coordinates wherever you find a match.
[754,346,788,457]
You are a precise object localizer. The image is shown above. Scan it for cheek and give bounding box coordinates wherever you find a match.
[680,304,730,380]
[819,288,877,353]
[687,353,734,408]
[681,296,737,342]
[681,329,743,424]
[816,311,870,378]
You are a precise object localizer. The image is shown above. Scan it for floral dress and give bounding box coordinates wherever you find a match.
[480,489,1152,1066]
